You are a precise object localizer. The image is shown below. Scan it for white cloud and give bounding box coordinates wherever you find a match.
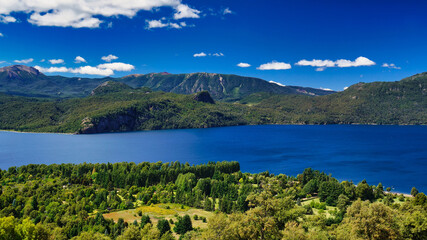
[320,87,334,91]
[193,52,224,57]
[344,86,349,90]
[97,62,135,71]
[101,54,118,62]
[0,15,16,23]
[296,59,335,68]
[34,62,135,76]
[212,53,224,57]
[223,8,233,15]
[0,33,3,37]
[0,0,200,28]
[146,19,184,29]
[49,59,64,64]
[336,57,375,67]
[193,52,207,57]
[34,66,69,73]
[237,63,251,68]
[296,56,375,70]
[146,19,168,29]
[382,63,401,69]
[257,61,292,70]
[173,4,200,20]
[75,56,86,63]
[0,61,6,64]
[73,66,114,76]
[14,58,34,64]
[269,81,286,87]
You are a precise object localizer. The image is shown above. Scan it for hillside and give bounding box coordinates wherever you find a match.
[0,72,425,134]
[0,88,270,134]
[0,65,333,100]
[252,72,427,125]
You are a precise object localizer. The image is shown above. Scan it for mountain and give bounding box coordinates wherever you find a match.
[118,72,334,100]
[253,72,427,124]
[0,70,425,134]
[0,65,334,100]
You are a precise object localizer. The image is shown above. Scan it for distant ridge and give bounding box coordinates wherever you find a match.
[0,65,334,100]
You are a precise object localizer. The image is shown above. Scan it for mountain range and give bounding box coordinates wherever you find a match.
[0,65,425,134]
[0,65,333,100]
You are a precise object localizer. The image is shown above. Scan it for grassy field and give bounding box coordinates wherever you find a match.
[103,203,214,230]
[301,197,338,218]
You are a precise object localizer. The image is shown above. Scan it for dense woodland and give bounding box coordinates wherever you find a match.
[0,71,426,134]
[0,161,425,239]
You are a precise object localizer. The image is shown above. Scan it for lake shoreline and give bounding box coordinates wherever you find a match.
[0,123,425,135]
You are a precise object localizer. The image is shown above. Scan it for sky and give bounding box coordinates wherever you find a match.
[0,0,426,91]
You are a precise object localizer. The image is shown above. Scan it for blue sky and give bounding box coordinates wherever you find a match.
[0,0,426,91]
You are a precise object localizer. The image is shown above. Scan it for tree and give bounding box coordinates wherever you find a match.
[157,219,171,236]
[355,180,374,201]
[336,200,401,240]
[117,225,141,240]
[302,179,318,195]
[336,194,350,212]
[71,232,111,240]
[411,187,419,197]
[0,216,19,240]
[140,215,151,229]
[318,181,344,205]
[413,192,426,206]
[174,215,193,235]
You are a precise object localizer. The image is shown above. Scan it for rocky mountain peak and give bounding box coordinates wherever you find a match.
[0,65,42,78]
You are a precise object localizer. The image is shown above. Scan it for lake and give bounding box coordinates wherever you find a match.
[0,125,426,193]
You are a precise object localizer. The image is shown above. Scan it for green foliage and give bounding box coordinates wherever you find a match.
[157,219,171,236]
[356,180,374,201]
[318,181,344,206]
[412,187,419,197]
[0,161,424,240]
[140,215,151,229]
[173,215,193,235]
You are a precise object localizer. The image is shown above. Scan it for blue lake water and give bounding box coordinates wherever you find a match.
[0,125,426,193]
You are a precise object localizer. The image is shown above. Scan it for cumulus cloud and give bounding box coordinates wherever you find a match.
[0,33,3,37]
[35,66,114,76]
[49,59,64,64]
[296,56,375,71]
[0,0,200,28]
[75,56,86,63]
[0,15,16,23]
[237,63,251,68]
[101,54,118,62]
[269,81,286,87]
[193,52,207,57]
[35,62,135,76]
[14,58,34,64]
[97,62,135,71]
[382,63,401,69]
[257,61,292,70]
[146,19,185,29]
[174,4,201,19]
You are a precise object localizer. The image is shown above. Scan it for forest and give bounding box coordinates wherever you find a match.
[0,161,425,240]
